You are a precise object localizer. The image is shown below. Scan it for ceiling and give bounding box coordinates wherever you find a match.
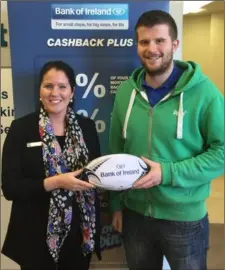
[184,1,224,17]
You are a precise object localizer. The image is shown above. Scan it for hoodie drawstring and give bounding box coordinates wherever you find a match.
[123,89,136,139]
[177,92,184,139]
[122,90,184,140]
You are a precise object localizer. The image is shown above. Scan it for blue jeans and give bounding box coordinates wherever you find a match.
[122,208,209,270]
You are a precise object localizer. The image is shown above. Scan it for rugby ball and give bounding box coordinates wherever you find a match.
[81,154,150,191]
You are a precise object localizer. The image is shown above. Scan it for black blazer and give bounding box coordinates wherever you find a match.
[1,111,101,266]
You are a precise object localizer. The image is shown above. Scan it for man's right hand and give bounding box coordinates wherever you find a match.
[112,210,123,233]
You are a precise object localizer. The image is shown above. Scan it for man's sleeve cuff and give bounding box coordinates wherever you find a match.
[161,162,172,186]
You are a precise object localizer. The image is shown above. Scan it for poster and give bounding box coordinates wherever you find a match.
[7,0,169,261]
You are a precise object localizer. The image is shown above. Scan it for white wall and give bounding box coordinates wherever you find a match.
[170,1,183,60]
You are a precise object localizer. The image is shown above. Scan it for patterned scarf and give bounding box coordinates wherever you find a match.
[39,107,96,263]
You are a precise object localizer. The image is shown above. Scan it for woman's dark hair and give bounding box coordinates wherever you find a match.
[135,10,178,41]
[39,60,76,91]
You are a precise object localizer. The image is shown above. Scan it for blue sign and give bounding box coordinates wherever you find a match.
[8,0,168,154]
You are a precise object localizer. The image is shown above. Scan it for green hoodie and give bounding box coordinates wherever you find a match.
[109,60,224,221]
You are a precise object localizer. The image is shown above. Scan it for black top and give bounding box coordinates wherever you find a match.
[56,135,66,150]
[1,111,101,266]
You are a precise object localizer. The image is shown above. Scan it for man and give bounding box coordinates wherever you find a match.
[109,10,224,270]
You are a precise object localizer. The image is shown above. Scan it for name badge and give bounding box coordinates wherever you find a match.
[26,141,42,148]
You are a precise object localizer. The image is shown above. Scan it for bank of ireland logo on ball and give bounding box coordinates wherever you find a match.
[82,154,150,190]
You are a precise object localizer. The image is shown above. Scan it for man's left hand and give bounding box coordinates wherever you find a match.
[132,157,162,189]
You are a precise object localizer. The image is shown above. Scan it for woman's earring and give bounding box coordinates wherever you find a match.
[69,98,74,108]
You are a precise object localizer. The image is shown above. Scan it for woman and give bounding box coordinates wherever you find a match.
[1,61,101,270]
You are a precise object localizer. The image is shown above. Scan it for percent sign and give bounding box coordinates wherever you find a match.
[76,73,106,99]
[77,108,106,133]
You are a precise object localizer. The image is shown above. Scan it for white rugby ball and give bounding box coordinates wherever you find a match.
[83,154,149,191]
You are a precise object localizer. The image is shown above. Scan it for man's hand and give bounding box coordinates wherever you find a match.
[133,157,162,189]
[112,210,123,233]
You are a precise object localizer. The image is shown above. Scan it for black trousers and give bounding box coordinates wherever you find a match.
[20,228,92,270]
[21,203,92,270]
[20,254,91,270]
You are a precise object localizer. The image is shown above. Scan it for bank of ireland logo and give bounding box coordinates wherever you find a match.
[116,164,125,169]
[112,8,126,16]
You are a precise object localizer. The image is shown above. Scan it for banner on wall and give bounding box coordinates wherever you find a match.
[1,69,14,149]
[8,0,169,252]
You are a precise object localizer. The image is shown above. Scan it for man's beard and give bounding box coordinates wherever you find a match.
[142,51,173,76]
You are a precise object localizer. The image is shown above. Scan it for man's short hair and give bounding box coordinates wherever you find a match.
[135,10,178,41]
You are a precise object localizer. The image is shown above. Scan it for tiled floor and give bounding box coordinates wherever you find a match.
[1,176,224,269]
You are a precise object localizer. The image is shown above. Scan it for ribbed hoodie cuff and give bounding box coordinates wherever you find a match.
[161,162,173,186]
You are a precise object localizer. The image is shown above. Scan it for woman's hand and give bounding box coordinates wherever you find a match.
[44,169,95,192]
